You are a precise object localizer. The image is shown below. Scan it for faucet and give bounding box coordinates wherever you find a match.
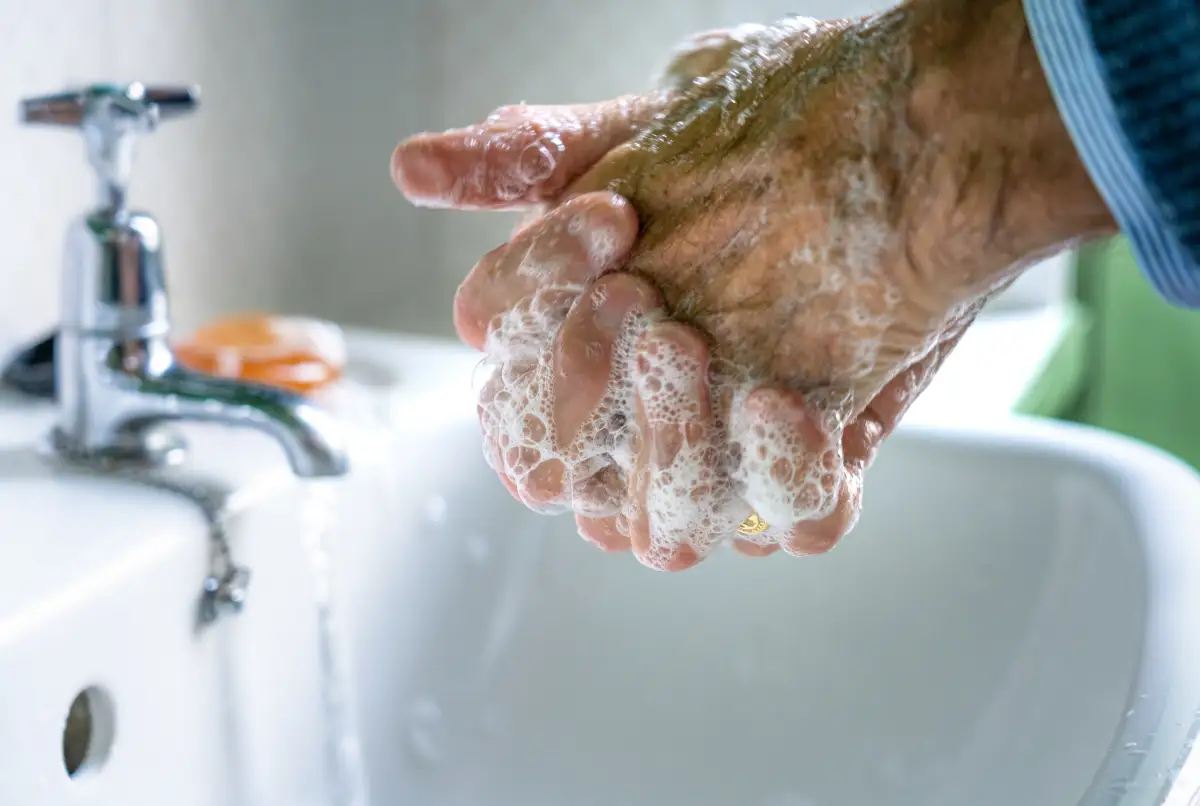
[20,83,348,478]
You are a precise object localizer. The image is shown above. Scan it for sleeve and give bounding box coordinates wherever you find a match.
[1023,0,1200,308]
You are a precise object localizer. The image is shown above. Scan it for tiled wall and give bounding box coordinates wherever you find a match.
[0,0,1063,353]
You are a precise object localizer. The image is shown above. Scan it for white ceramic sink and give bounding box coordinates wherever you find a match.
[1,331,1199,806]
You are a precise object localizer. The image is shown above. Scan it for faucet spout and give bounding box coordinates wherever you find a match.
[23,82,349,478]
[119,362,350,479]
[56,332,349,478]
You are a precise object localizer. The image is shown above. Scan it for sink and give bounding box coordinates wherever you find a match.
[0,407,341,805]
[1,330,1199,806]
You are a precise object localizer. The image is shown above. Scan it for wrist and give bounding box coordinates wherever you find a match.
[895,0,1117,302]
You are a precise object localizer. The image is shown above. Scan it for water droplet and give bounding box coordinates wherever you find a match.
[466,533,492,565]
[407,698,444,765]
[425,495,448,526]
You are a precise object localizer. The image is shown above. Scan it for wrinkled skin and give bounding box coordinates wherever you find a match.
[392,6,1113,569]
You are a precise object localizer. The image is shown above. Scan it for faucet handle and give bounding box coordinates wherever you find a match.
[19,83,199,208]
[19,83,199,129]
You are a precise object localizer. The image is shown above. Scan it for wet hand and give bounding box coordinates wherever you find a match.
[391,16,1058,568]
[438,191,967,568]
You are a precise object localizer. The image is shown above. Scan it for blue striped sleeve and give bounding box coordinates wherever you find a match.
[1023,0,1200,308]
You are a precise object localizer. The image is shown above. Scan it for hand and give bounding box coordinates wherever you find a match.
[392,19,980,569]
[446,191,964,569]
[392,5,1113,568]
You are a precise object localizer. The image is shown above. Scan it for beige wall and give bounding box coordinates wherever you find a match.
[0,0,1059,353]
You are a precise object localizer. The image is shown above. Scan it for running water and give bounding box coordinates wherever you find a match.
[99,460,372,806]
[301,480,372,806]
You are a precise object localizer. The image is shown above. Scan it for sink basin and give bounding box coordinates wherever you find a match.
[1,330,1199,806]
[0,406,344,805]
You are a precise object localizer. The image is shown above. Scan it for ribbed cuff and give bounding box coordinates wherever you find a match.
[1024,0,1200,308]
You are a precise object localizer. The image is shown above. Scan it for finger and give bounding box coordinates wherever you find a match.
[476,363,524,502]
[842,328,969,469]
[873,329,969,439]
[553,273,663,449]
[475,307,567,514]
[392,94,668,210]
[576,514,632,553]
[625,392,653,561]
[731,386,842,527]
[518,274,663,511]
[478,418,525,505]
[569,462,626,520]
[453,192,639,349]
[780,468,863,557]
[485,442,523,502]
[628,321,731,572]
[732,539,781,558]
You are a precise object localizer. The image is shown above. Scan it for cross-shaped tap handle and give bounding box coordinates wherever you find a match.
[18,83,200,209]
[19,83,199,128]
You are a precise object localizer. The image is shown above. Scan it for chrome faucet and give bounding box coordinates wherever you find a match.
[20,83,348,478]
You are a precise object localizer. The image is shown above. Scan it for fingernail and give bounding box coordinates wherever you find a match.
[392,143,453,207]
[589,276,648,334]
[664,545,701,572]
[562,194,638,272]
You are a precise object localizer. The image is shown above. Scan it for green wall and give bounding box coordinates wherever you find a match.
[1054,237,1200,470]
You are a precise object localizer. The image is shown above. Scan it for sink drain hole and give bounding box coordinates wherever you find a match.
[63,686,116,778]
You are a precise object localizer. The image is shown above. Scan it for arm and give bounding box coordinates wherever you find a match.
[1023,0,1200,306]
[390,0,1194,568]
[895,0,1119,295]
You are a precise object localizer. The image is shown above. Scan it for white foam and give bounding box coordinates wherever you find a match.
[728,386,843,529]
[477,281,863,563]
[478,284,651,518]
[585,223,622,268]
[625,329,746,569]
[477,276,854,566]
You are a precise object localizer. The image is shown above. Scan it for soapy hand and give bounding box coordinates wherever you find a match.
[392,9,1100,568]
[393,20,978,568]
[431,190,966,568]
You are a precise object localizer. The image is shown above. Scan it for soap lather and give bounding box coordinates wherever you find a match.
[14,83,348,477]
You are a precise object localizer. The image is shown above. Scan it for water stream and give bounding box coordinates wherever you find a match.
[301,480,371,806]
[75,453,371,806]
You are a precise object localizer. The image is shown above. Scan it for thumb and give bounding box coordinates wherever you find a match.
[391,92,669,210]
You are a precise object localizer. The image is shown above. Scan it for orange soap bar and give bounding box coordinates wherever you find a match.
[174,312,347,395]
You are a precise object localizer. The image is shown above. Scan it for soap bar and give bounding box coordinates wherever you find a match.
[174,313,346,395]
